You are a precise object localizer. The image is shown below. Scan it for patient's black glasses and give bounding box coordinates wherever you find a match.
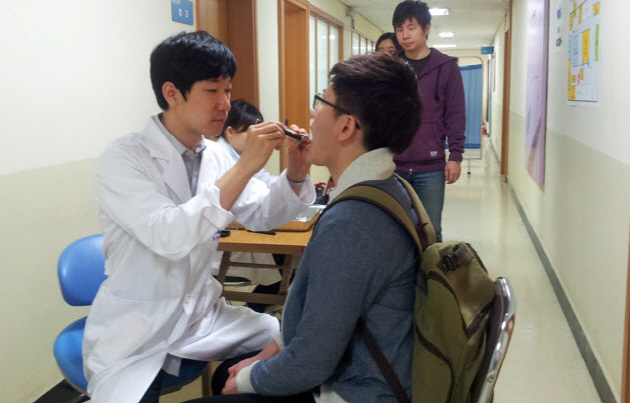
[312,93,361,129]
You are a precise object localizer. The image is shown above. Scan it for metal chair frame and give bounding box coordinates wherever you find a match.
[471,277,516,403]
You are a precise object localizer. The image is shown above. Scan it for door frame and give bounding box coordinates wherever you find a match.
[500,12,512,182]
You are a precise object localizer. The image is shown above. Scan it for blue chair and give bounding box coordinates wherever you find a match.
[53,234,208,400]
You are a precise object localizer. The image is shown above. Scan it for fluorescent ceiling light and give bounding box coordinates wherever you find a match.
[433,44,457,49]
[439,32,454,38]
[429,8,450,16]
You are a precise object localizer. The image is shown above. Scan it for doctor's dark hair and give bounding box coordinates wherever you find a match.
[221,99,264,137]
[329,53,421,154]
[392,1,432,32]
[150,31,237,110]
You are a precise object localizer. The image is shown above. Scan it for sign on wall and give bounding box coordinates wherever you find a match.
[567,0,600,103]
[172,0,193,25]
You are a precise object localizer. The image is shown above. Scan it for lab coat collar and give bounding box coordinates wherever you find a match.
[142,116,193,202]
[328,148,395,202]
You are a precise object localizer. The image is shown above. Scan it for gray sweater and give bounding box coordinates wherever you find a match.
[250,175,418,402]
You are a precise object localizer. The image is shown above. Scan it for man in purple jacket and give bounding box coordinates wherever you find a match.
[393,0,466,242]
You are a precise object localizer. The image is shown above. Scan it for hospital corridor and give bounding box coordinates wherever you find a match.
[6,1,630,402]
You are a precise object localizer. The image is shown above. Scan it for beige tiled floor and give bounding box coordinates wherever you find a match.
[442,141,601,403]
[104,139,604,402]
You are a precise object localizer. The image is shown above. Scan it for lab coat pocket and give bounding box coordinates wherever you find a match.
[84,286,179,372]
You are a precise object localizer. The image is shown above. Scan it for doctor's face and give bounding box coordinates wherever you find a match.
[178,77,232,138]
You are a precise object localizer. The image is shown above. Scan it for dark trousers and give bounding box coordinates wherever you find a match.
[183,352,315,403]
[138,369,164,403]
[138,359,208,403]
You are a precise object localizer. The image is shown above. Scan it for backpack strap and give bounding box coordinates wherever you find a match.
[328,183,421,403]
[329,185,424,254]
[357,318,411,403]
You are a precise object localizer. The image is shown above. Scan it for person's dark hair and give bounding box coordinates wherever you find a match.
[222,99,263,137]
[392,1,432,33]
[374,32,402,52]
[329,53,421,153]
[150,31,237,110]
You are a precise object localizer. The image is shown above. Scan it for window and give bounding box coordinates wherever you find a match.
[351,31,374,56]
[309,12,342,103]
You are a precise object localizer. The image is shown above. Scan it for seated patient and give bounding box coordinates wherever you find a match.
[186,52,423,402]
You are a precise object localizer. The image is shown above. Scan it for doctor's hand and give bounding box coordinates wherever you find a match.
[238,121,285,176]
[285,124,311,185]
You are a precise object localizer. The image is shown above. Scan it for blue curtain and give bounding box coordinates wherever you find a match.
[459,64,483,149]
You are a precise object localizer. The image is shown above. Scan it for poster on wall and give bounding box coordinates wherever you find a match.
[525,0,550,185]
[555,0,563,52]
[567,0,600,103]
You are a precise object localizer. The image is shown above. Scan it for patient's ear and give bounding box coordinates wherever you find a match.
[338,115,360,142]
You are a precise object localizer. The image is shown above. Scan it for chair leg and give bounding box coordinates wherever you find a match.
[202,365,211,397]
[201,361,222,396]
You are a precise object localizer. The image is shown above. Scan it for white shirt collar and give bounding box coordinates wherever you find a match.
[328,148,395,202]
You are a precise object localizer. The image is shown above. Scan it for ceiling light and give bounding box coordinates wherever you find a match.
[439,32,454,38]
[433,44,457,49]
[429,8,450,16]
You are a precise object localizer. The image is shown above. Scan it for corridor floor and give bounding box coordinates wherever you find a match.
[442,144,601,403]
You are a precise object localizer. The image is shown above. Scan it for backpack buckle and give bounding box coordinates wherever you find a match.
[438,244,472,273]
[438,254,459,272]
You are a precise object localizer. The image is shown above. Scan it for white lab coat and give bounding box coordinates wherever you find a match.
[83,117,314,403]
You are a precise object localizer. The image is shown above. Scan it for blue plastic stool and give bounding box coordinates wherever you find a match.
[53,234,207,398]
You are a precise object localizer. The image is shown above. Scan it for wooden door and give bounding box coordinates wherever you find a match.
[197,0,259,106]
[278,0,310,170]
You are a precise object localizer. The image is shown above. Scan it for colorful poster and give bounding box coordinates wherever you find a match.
[567,0,600,103]
[525,0,550,185]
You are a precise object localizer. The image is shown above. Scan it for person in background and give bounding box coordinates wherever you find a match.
[393,0,466,242]
[184,52,423,403]
[82,31,314,403]
[374,32,402,54]
[214,99,308,313]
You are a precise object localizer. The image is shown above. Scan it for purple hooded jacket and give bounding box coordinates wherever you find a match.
[394,48,466,173]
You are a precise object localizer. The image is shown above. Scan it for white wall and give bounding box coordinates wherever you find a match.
[0,1,195,402]
[505,0,630,399]
[257,0,282,175]
[488,16,508,149]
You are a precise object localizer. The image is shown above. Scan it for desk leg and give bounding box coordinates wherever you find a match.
[278,254,295,296]
[217,251,231,285]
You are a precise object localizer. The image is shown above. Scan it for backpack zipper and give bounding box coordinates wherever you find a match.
[427,271,490,340]
[415,323,454,403]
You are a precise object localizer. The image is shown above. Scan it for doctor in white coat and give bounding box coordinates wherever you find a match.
[82,31,315,403]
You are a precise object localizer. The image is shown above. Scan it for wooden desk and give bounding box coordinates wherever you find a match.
[217,229,312,305]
